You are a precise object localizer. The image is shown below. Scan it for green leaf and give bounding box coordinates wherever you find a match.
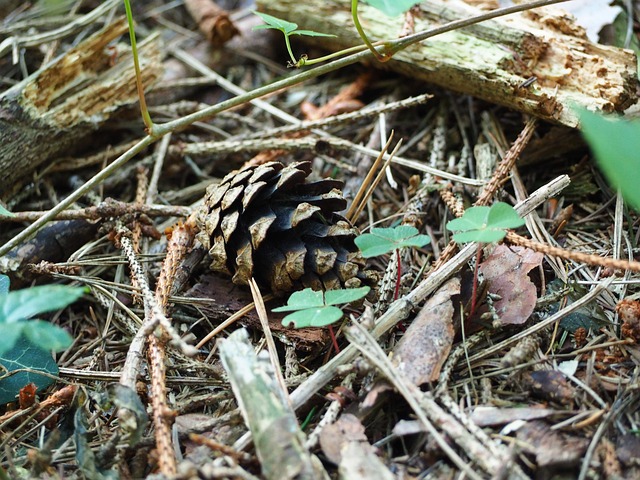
[0,323,25,357]
[0,335,59,405]
[290,30,337,38]
[22,320,72,352]
[272,288,324,312]
[446,202,524,244]
[325,286,370,306]
[0,204,14,217]
[252,11,298,35]
[0,275,9,297]
[363,0,418,17]
[0,285,85,323]
[281,307,344,328]
[275,287,370,328]
[486,201,526,230]
[579,109,640,210]
[355,225,431,258]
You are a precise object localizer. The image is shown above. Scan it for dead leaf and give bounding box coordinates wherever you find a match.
[479,245,543,325]
[516,420,589,469]
[391,277,459,385]
[470,406,570,427]
[18,383,37,410]
[319,414,368,465]
[527,370,575,405]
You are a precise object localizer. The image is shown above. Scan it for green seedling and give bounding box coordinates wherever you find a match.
[355,225,430,300]
[0,275,85,404]
[253,0,418,67]
[274,286,370,328]
[252,11,337,67]
[579,109,640,211]
[446,202,525,317]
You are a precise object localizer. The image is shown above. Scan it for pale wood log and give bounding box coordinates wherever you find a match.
[256,0,637,127]
[0,18,162,198]
[219,328,329,480]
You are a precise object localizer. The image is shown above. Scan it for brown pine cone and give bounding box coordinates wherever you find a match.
[196,161,371,296]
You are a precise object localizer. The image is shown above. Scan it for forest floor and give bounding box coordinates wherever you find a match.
[1,0,640,479]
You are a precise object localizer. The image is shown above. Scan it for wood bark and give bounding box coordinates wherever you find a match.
[256,0,637,127]
[0,18,163,198]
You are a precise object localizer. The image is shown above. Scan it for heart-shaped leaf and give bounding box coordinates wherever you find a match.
[579,109,640,210]
[0,205,13,217]
[325,286,370,306]
[252,11,298,34]
[0,323,25,356]
[0,285,85,323]
[0,335,59,405]
[22,320,72,353]
[275,287,370,328]
[281,306,344,328]
[363,0,419,17]
[446,202,524,243]
[272,288,324,312]
[355,225,431,258]
[0,275,9,297]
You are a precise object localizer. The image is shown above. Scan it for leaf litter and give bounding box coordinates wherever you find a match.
[0,0,639,479]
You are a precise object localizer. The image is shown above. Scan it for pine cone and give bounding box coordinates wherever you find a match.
[197,161,370,296]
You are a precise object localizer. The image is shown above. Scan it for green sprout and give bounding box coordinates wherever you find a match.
[274,286,370,328]
[252,11,337,67]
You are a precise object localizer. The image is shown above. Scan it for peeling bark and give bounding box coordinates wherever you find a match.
[0,18,163,198]
[256,0,637,127]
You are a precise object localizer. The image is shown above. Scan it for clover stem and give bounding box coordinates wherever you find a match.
[394,248,402,301]
[351,0,388,62]
[469,244,482,318]
[123,0,155,135]
[328,324,341,354]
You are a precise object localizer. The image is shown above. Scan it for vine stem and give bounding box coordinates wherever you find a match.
[122,0,154,134]
[351,0,387,62]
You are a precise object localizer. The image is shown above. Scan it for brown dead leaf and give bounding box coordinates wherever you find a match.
[479,245,543,325]
[319,414,368,465]
[516,420,589,469]
[470,406,570,427]
[391,277,459,385]
[527,370,576,405]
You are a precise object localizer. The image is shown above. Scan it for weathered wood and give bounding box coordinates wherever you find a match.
[218,329,329,480]
[256,0,637,127]
[0,18,162,198]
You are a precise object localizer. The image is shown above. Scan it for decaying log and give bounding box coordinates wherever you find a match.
[256,0,637,127]
[0,17,163,198]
